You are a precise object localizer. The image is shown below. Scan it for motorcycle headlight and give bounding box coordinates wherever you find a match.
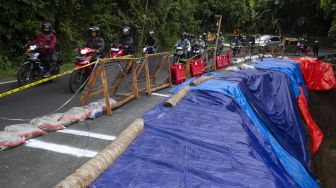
[80,49,88,55]
[110,48,119,52]
[30,45,38,51]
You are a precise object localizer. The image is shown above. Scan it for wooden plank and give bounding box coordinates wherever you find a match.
[144,54,152,95]
[80,61,104,106]
[131,59,139,99]
[100,66,112,115]
[214,15,222,70]
[111,95,135,110]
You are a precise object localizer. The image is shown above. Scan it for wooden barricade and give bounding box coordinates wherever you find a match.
[204,48,216,72]
[80,57,139,115]
[135,52,172,96]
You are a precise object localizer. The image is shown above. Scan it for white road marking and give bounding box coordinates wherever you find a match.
[0,80,16,85]
[25,139,98,158]
[57,129,116,141]
[152,93,170,98]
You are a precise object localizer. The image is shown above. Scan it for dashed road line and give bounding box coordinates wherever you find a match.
[152,92,171,98]
[57,129,116,141]
[25,139,98,158]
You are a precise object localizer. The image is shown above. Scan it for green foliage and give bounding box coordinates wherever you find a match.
[0,0,335,79]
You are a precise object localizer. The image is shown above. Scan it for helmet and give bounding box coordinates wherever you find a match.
[219,32,223,36]
[148,30,154,37]
[181,32,187,37]
[90,26,100,32]
[122,27,130,35]
[42,22,52,29]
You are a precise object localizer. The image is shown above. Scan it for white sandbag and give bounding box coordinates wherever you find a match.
[59,107,92,126]
[225,66,239,72]
[47,113,64,121]
[240,64,255,69]
[0,131,25,151]
[84,98,117,119]
[31,116,65,132]
[84,102,105,119]
[4,124,46,139]
[96,98,117,108]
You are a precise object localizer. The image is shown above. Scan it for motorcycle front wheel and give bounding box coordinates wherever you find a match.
[49,62,61,82]
[69,69,87,93]
[17,63,34,86]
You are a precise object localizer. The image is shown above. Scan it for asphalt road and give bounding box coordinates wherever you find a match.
[0,63,172,187]
[0,50,335,187]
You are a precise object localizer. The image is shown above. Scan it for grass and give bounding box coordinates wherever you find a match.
[0,69,17,80]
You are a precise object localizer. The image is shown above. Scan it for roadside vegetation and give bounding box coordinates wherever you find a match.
[1,0,336,79]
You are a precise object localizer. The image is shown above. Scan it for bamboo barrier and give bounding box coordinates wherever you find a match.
[164,86,190,107]
[55,118,144,188]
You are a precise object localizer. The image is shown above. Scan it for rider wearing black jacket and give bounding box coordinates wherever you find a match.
[144,30,157,53]
[117,27,135,55]
[85,26,105,59]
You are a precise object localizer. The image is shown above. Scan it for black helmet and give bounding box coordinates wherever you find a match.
[42,22,52,34]
[42,22,52,29]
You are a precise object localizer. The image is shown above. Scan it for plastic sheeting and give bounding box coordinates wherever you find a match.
[170,75,318,188]
[90,90,300,188]
[253,58,308,99]
[220,69,310,170]
[253,58,323,156]
[297,86,323,155]
[290,57,336,90]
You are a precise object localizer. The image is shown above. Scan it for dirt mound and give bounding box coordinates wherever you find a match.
[309,89,336,188]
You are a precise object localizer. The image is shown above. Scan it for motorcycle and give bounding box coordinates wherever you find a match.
[110,43,125,57]
[69,48,97,93]
[231,42,241,57]
[297,41,312,56]
[17,45,61,86]
[174,46,185,63]
[142,46,156,55]
[192,44,205,58]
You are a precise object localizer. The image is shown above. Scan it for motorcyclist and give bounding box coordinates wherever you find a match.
[175,32,190,59]
[217,32,225,55]
[84,26,105,60]
[116,27,135,55]
[28,22,56,77]
[202,32,208,47]
[144,30,157,53]
[195,35,206,49]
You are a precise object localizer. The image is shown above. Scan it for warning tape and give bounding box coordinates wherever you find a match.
[0,56,142,98]
[0,61,97,98]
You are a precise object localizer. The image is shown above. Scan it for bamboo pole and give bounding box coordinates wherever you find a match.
[55,118,144,188]
[189,75,216,86]
[164,86,190,107]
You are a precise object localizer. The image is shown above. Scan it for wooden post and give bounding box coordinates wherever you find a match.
[144,54,152,95]
[80,61,104,106]
[100,66,112,115]
[214,15,222,70]
[131,59,139,99]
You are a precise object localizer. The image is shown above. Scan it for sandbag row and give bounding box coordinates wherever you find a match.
[0,98,116,151]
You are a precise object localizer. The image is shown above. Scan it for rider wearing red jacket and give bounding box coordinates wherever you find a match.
[29,22,56,77]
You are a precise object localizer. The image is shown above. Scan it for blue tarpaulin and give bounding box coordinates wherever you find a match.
[90,90,301,188]
[169,73,317,188]
[253,58,308,99]
[219,69,310,171]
